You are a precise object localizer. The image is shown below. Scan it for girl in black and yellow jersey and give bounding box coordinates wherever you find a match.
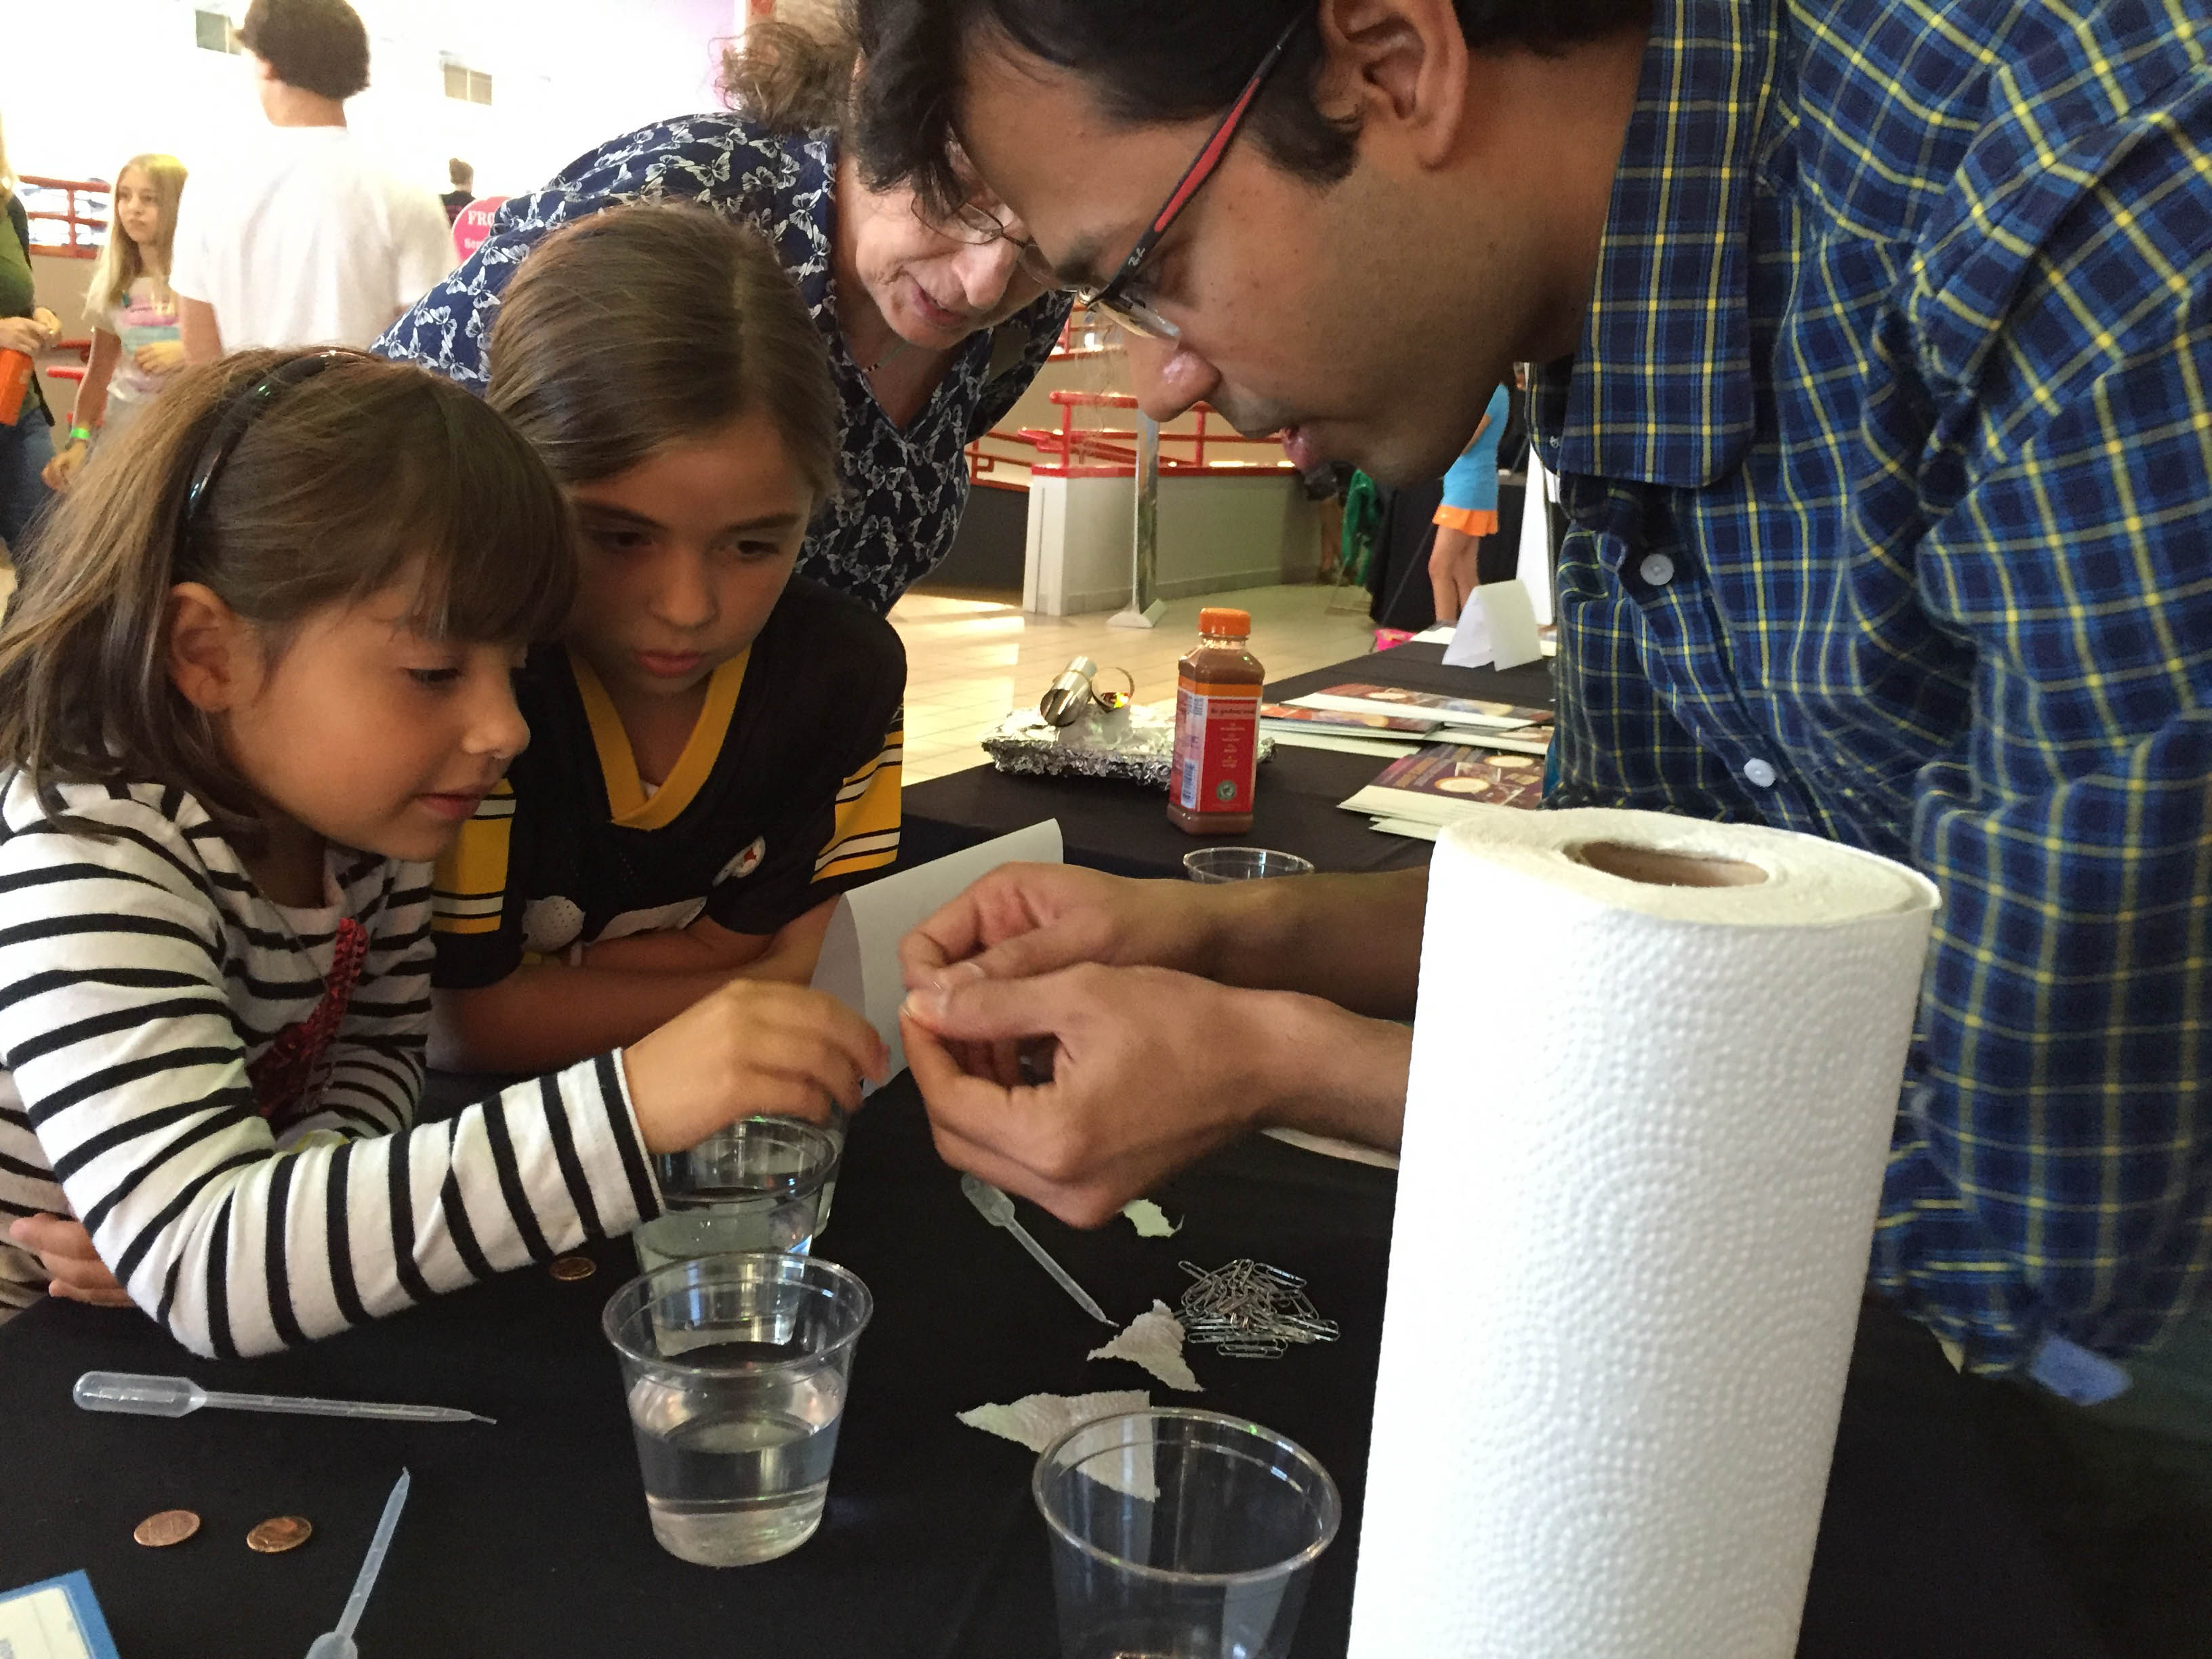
[428,206,904,1073]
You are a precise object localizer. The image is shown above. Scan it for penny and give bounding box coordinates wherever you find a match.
[246,1515,312,1553]
[134,1509,201,1548]
[548,1254,596,1282]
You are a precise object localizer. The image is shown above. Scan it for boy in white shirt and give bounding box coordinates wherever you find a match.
[173,0,453,358]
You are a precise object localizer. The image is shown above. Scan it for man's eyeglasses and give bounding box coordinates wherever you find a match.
[938,11,1307,339]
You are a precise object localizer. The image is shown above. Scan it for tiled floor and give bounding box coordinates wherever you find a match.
[889,581,1380,783]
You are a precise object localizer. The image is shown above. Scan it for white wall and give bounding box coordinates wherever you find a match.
[1024,474,1321,617]
[7,0,744,203]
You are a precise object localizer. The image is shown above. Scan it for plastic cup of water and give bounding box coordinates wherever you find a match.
[634,1115,838,1273]
[1033,1408,1341,1658]
[1181,847,1315,884]
[602,1253,873,1567]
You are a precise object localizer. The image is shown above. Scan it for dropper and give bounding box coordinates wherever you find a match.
[74,1370,495,1426]
[961,1174,1115,1325]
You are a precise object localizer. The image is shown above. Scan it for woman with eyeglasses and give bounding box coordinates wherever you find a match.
[378,20,1070,615]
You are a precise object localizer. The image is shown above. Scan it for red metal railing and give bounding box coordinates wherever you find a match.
[18,175,110,259]
[966,391,1295,484]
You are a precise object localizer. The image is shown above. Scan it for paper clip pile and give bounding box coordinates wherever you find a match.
[1174,1259,1340,1359]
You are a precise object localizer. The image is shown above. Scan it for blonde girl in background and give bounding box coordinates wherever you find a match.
[43,154,188,491]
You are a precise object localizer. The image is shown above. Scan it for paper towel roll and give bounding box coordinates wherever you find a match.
[1346,806,1937,1659]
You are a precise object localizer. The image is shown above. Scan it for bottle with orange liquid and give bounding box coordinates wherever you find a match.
[0,349,33,426]
[1168,607,1265,836]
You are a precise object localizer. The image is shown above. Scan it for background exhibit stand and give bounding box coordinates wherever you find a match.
[1109,411,1168,630]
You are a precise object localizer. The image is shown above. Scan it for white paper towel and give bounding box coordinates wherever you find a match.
[1346,806,1937,1659]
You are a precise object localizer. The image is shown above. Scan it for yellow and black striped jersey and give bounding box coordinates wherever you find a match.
[431,578,904,989]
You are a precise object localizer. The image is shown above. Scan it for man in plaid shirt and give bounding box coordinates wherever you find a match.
[867,0,2208,1450]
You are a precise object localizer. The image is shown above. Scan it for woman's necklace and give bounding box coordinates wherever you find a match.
[865,337,913,377]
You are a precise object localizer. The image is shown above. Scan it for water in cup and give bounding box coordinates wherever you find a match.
[635,1115,836,1273]
[626,1342,845,1566]
[632,1193,815,1273]
[603,1254,873,1570]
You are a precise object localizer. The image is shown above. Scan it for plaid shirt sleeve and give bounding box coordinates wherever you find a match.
[1537,0,2212,1376]
[1865,60,2212,1371]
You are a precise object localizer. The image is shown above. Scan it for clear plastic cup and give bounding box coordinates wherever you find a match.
[1034,1408,1341,1658]
[1181,847,1316,884]
[602,1253,873,1567]
[634,1115,838,1273]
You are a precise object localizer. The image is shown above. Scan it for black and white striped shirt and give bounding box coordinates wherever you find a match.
[0,777,659,1356]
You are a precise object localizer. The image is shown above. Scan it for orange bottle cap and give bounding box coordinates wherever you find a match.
[1198,607,1252,636]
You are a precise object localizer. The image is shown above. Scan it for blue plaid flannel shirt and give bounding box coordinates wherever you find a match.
[1532,0,2212,1376]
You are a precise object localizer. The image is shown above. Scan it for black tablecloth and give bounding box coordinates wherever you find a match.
[0,1082,2106,1656]
[902,644,1554,880]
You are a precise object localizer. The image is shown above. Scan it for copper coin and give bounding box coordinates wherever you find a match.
[548,1254,596,1282]
[134,1509,201,1548]
[246,1515,312,1553]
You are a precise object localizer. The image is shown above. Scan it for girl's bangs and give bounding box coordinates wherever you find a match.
[366,392,579,647]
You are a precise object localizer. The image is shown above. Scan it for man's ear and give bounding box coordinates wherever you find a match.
[166,583,253,714]
[1317,0,1472,170]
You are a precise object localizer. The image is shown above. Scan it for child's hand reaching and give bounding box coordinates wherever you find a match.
[8,1214,132,1307]
[621,979,888,1154]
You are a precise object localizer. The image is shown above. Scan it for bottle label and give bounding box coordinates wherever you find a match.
[1173,679,1261,813]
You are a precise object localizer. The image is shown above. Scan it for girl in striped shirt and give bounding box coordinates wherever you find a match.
[0,350,886,1355]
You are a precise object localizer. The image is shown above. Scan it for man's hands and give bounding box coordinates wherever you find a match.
[902,961,1412,1228]
[899,861,1218,989]
[622,978,887,1154]
[903,965,1291,1227]
[9,1214,131,1307]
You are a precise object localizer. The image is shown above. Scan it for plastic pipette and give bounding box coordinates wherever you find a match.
[960,1174,1114,1324]
[73,1370,495,1426]
[305,1467,411,1659]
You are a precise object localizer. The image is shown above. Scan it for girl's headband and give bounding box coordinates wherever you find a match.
[174,350,348,562]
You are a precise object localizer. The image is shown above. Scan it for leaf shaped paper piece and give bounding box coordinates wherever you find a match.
[1121,1199,1182,1237]
[1088,1300,1202,1392]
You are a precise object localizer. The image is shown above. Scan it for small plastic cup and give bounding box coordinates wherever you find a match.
[634,1115,838,1274]
[1182,846,1316,883]
[1034,1408,1341,1658]
[602,1253,873,1567]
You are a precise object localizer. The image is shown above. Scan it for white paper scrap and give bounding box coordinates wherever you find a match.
[958,1389,1151,1454]
[811,820,1063,1088]
[1479,579,1544,671]
[1089,1300,1203,1393]
[1441,596,1492,668]
[959,1390,1157,1500]
[1121,1200,1181,1238]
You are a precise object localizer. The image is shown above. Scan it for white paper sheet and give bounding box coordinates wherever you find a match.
[1519,451,1557,626]
[1440,598,1492,667]
[1478,579,1543,670]
[811,821,1063,1087]
[1443,581,1542,670]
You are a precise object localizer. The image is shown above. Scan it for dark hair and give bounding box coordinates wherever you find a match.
[0,352,577,842]
[853,0,1651,216]
[486,205,841,504]
[449,157,474,189]
[238,0,371,102]
[718,17,857,134]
